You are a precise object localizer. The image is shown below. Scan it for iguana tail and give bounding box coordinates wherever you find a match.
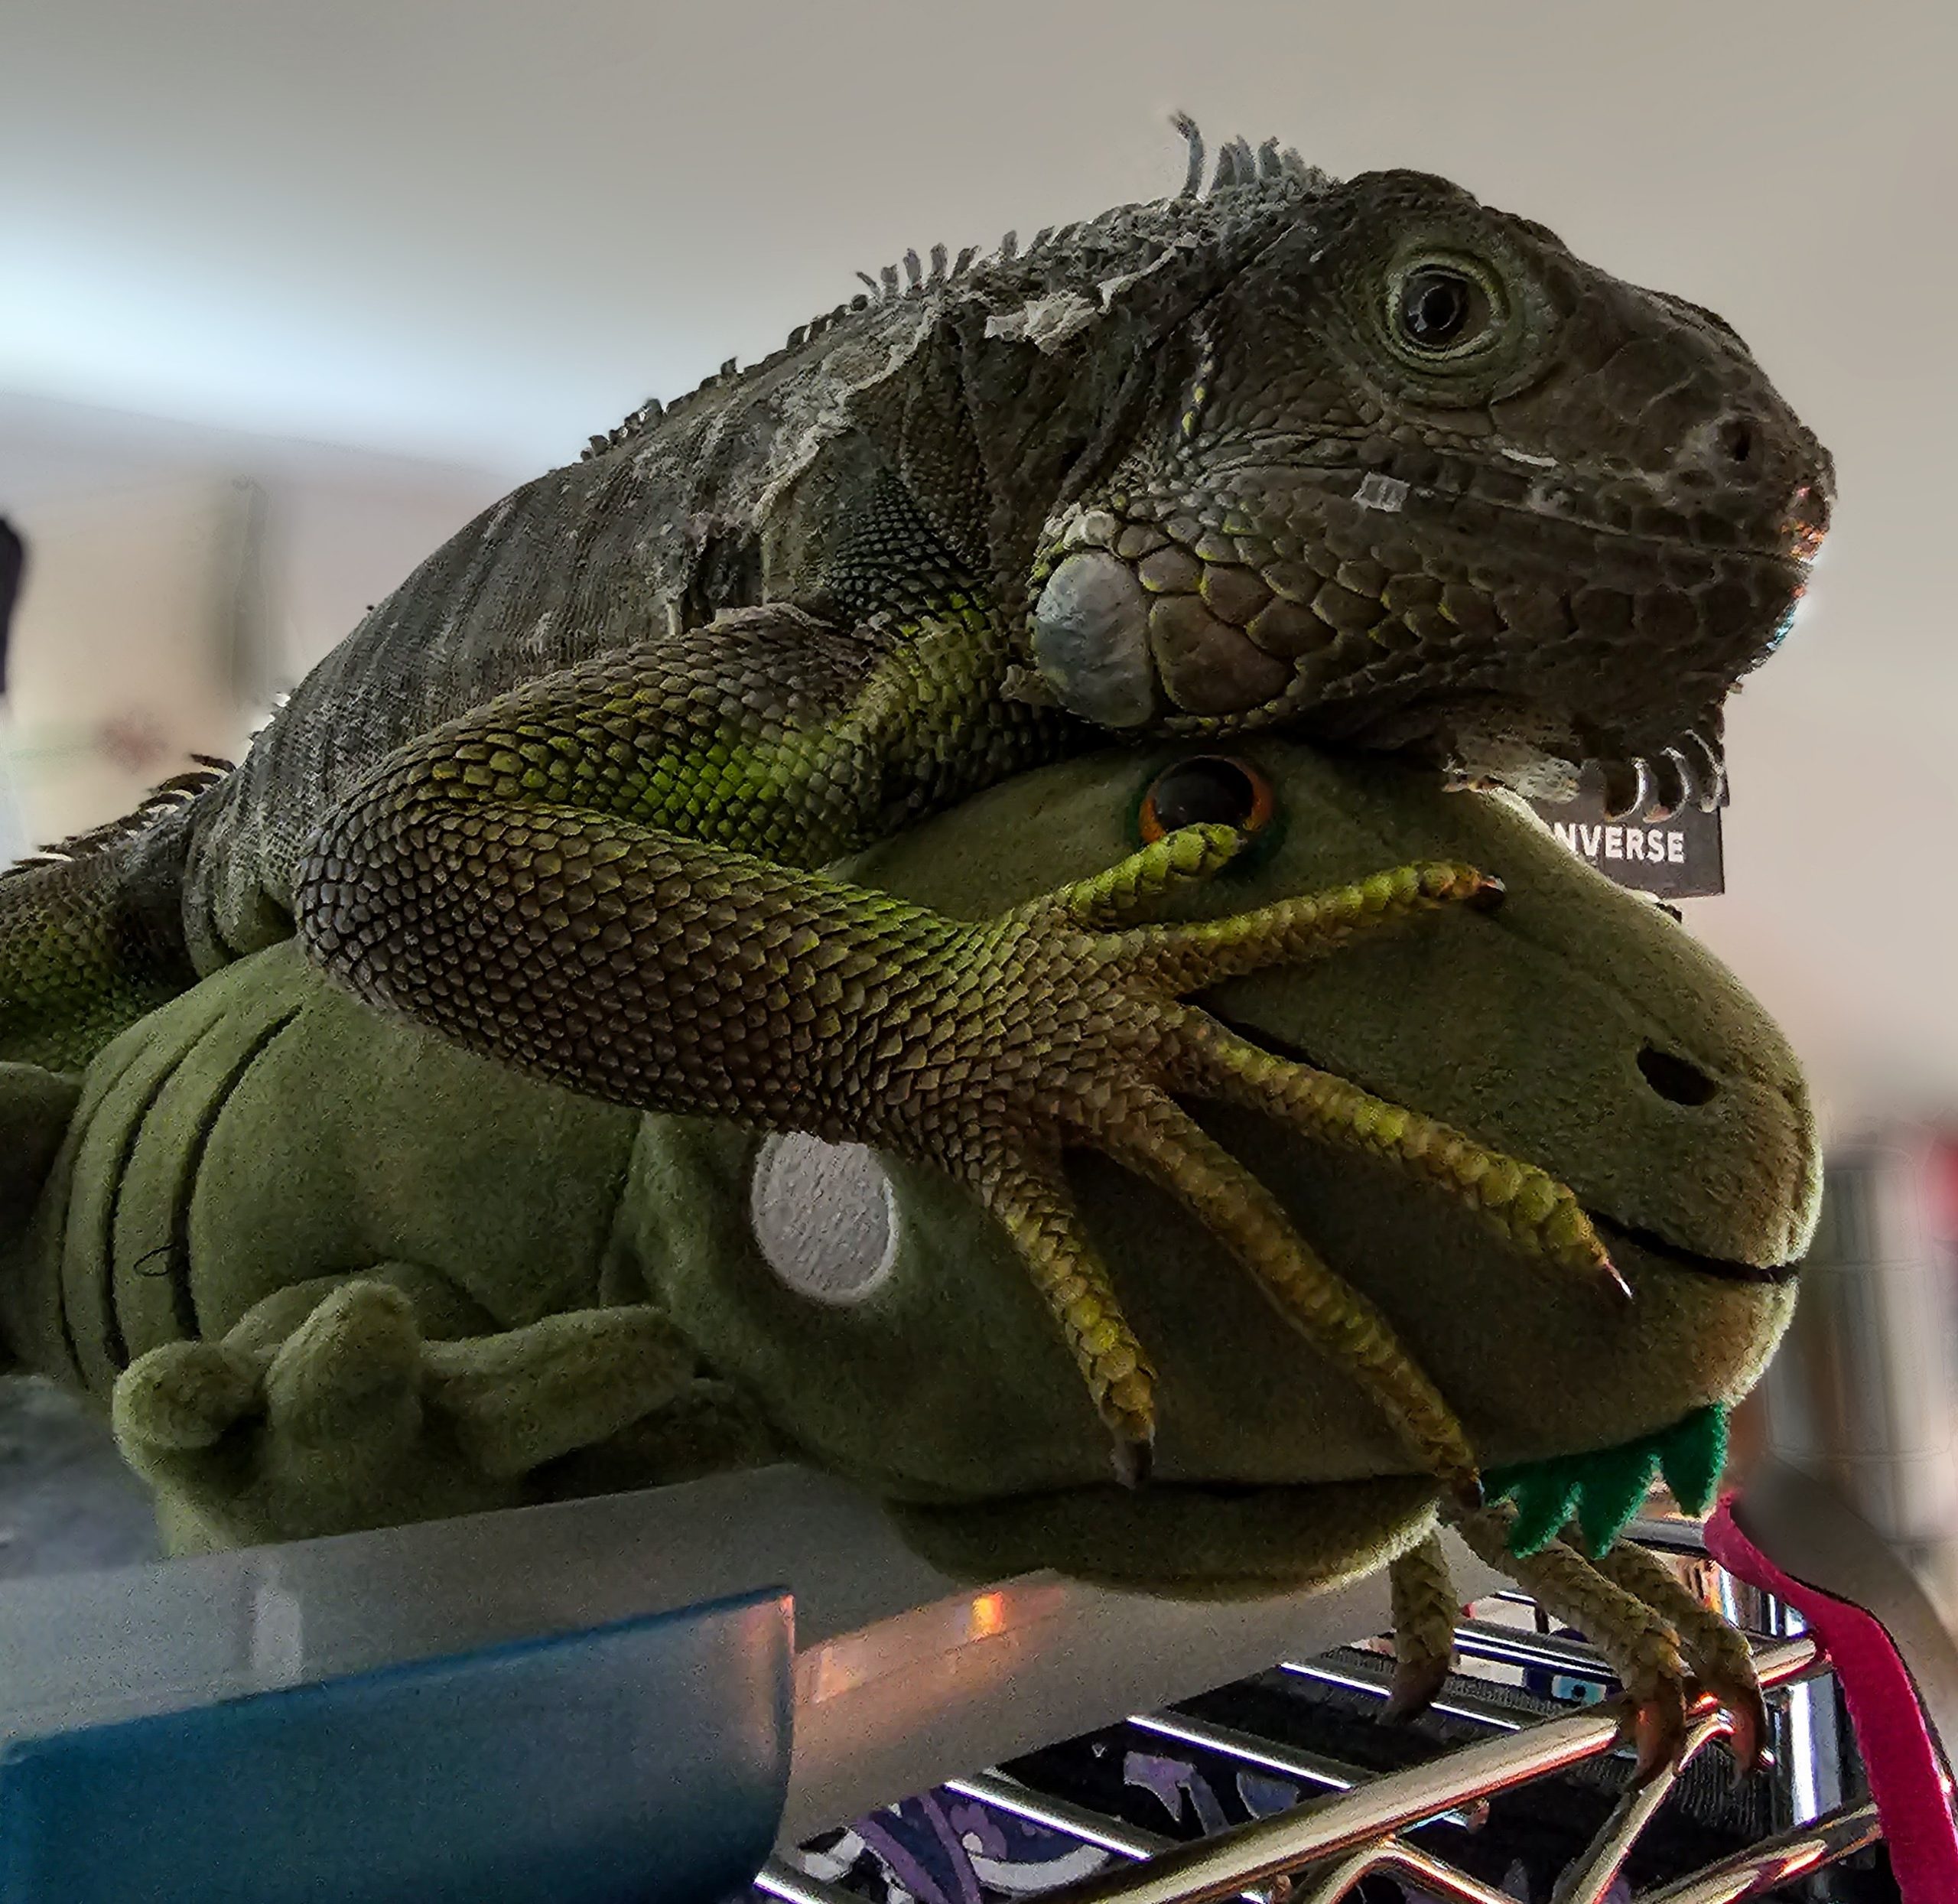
[0,766,222,1071]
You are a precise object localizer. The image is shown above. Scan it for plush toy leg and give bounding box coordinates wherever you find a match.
[112,1278,706,1551]
[1384,1532,1459,1720]
[1447,1501,1694,1782]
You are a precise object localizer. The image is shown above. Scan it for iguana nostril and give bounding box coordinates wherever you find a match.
[1722,420,1755,465]
[1638,1046,1719,1105]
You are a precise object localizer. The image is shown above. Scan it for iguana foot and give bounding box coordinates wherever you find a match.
[1446,1500,1761,1783]
[1384,1531,1459,1720]
[958,828,1617,1495]
[111,1281,701,1550]
[1589,1531,1768,1775]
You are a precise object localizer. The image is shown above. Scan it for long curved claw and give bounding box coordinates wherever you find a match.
[1384,1533,1459,1723]
[1173,1016,1628,1302]
[1619,1675,1690,1784]
[1384,1651,1454,1723]
[1706,1671,1768,1778]
[1105,1093,1482,1500]
[1016,823,1249,931]
[985,1167,1160,1476]
[1646,749,1691,824]
[1587,1533,1767,1775]
[1599,756,1653,821]
[1118,858,1501,994]
[1680,727,1728,810]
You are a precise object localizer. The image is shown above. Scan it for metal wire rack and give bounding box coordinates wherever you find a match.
[754,1525,1890,1904]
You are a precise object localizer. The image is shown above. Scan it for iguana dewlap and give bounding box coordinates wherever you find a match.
[0,128,1830,1493]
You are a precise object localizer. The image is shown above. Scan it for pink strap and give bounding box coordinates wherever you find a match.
[1704,1496,1958,1904]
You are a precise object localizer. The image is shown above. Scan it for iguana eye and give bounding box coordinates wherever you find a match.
[1138,755,1275,844]
[1398,268,1477,346]
[1385,255,1507,365]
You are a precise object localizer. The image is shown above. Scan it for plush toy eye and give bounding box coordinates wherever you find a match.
[1138,754,1276,844]
[1396,266,1483,349]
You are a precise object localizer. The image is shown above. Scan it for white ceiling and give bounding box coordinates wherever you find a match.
[2,0,1955,1115]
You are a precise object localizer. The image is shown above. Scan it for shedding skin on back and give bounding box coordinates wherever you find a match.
[0,123,1831,1495]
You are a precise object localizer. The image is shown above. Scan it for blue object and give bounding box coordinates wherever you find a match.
[0,1585,792,1904]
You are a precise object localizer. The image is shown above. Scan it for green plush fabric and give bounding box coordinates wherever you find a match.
[0,740,1815,1588]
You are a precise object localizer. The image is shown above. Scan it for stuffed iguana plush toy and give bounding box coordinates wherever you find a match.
[0,127,1830,1509]
[0,740,1813,1776]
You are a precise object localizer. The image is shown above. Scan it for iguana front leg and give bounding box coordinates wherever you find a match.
[289,610,1613,1494]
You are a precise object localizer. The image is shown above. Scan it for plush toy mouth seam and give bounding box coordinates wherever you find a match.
[1586,1211,1797,1285]
[1206,1010,1799,1287]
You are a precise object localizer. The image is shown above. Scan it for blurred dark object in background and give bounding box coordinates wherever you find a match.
[0,519,23,699]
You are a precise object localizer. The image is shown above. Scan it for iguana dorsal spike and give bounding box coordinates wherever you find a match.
[998,229,1018,263]
[855,270,879,295]
[903,248,923,289]
[1257,137,1282,180]
[1215,136,1256,194]
[1171,110,1205,198]
[952,244,977,278]
[929,242,948,285]
[880,264,899,298]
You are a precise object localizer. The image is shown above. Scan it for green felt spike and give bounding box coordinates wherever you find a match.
[1657,1404,1728,1518]
[1488,1405,1733,1559]
[1575,1441,1661,1557]
[1495,1462,1582,1557]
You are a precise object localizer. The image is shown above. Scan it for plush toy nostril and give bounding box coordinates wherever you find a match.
[1638,1046,1719,1106]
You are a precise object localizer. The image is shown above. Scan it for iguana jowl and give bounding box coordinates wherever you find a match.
[0,128,1831,1491]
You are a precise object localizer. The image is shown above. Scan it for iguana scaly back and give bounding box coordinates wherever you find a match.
[0,126,1830,1490]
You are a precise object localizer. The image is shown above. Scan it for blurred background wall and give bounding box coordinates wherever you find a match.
[0,0,1951,1134]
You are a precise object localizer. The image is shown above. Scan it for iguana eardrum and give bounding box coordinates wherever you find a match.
[0,127,1830,1493]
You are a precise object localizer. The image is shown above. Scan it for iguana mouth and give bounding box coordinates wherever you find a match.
[1206,1012,1798,1287]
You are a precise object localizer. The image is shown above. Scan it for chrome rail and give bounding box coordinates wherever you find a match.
[1027,1638,1823,1904]
[1279,1652,1527,1732]
[1631,1798,1882,1902]
[753,1857,864,1904]
[760,1617,1889,1904]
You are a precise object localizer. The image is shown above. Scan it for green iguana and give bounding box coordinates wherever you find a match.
[0,126,1830,1496]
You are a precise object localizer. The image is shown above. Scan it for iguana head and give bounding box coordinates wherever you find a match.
[1013,132,1831,815]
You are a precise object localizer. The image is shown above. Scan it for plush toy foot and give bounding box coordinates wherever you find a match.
[972,830,1615,1500]
[111,1281,700,1551]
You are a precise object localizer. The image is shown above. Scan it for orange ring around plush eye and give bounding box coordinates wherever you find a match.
[1137,754,1277,845]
